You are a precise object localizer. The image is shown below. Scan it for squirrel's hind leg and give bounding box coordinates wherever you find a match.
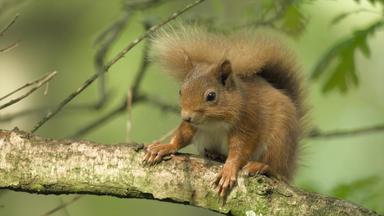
[242,161,270,176]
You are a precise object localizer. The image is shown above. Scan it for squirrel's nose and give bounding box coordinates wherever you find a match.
[183,117,192,123]
[181,111,193,123]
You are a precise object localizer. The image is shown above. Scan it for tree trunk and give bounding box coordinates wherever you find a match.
[0,129,379,216]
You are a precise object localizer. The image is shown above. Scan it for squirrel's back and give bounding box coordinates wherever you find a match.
[151,25,307,136]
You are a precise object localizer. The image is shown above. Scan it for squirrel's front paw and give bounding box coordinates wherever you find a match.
[212,163,239,197]
[143,143,177,165]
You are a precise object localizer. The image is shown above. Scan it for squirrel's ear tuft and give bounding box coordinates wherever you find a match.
[182,49,194,71]
[219,59,233,87]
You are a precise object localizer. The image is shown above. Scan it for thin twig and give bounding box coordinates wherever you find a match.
[69,98,127,138]
[70,28,151,138]
[140,94,179,113]
[0,40,19,53]
[69,94,177,138]
[0,71,57,110]
[104,0,205,70]
[58,198,70,216]
[131,23,151,97]
[40,195,82,216]
[0,71,54,101]
[0,13,19,36]
[93,10,131,108]
[31,0,206,133]
[308,124,384,139]
[126,89,133,142]
[0,103,102,122]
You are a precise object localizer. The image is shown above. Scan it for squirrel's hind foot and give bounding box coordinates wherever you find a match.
[242,161,270,177]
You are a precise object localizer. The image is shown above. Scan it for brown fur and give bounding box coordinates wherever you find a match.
[144,25,307,196]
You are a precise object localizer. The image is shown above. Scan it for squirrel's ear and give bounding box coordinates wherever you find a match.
[182,49,194,71]
[218,59,234,87]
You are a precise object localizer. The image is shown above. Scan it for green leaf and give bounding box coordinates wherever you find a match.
[354,0,384,5]
[311,19,384,93]
[331,12,353,25]
[280,3,308,36]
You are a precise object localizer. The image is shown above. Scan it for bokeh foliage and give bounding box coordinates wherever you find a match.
[0,0,383,215]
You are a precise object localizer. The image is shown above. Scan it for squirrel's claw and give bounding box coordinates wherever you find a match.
[142,143,176,166]
[213,164,238,198]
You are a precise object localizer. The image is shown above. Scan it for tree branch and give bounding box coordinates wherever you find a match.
[308,124,384,139]
[0,129,379,216]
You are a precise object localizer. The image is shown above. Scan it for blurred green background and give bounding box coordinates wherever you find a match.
[0,0,383,215]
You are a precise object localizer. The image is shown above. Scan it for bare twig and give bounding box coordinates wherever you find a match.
[69,94,178,138]
[93,10,131,108]
[31,0,206,133]
[0,71,57,110]
[126,89,133,142]
[70,31,152,138]
[0,103,102,122]
[308,124,384,139]
[104,0,205,70]
[0,40,18,53]
[131,23,151,97]
[69,98,128,138]
[0,71,54,101]
[0,13,18,36]
[140,94,179,113]
[40,195,82,216]
[0,14,20,53]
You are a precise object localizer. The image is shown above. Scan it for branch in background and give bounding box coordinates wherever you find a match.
[0,71,57,110]
[70,28,152,138]
[0,40,18,53]
[0,13,18,36]
[139,94,179,113]
[0,14,19,53]
[69,98,128,138]
[30,0,206,133]
[308,124,384,139]
[131,22,151,97]
[93,9,131,108]
[0,129,379,216]
[0,103,104,122]
[68,93,178,138]
[0,71,55,101]
[41,196,82,216]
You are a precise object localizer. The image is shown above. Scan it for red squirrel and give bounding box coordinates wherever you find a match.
[143,26,307,197]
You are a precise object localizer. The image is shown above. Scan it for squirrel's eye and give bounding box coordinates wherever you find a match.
[206,92,216,102]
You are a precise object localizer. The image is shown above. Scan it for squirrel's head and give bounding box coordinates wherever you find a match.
[179,59,241,126]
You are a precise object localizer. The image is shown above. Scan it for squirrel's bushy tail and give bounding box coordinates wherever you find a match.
[150,25,307,132]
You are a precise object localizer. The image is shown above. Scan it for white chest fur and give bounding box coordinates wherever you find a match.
[192,121,231,157]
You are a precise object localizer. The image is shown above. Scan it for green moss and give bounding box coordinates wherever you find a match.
[29,183,45,191]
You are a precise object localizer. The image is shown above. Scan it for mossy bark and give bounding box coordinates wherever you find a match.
[0,129,379,216]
